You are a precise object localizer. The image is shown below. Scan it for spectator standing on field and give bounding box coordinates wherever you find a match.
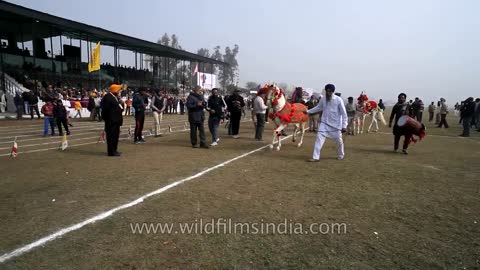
[179,97,185,115]
[411,97,424,123]
[345,97,356,135]
[438,98,449,128]
[207,88,225,146]
[132,88,148,144]
[306,95,319,132]
[14,92,23,120]
[226,89,245,138]
[428,102,436,122]
[151,90,167,137]
[74,100,82,118]
[41,101,55,136]
[186,86,209,149]
[459,97,475,137]
[253,89,268,141]
[125,97,132,116]
[53,99,70,136]
[28,92,41,120]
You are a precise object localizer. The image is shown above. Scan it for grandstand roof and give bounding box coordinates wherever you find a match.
[0,0,225,65]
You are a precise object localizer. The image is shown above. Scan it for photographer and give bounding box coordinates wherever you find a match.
[186,86,209,148]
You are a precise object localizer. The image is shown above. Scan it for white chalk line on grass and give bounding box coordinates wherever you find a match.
[0,116,188,130]
[376,131,480,143]
[0,124,186,145]
[0,127,181,157]
[0,136,99,150]
[0,120,161,137]
[0,131,101,145]
[0,120,187,140]
[0,125,188,150]
[0,119,252,156]
[0,119,187,134]
[0,136,286,263]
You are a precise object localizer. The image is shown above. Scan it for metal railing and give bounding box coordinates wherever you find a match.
[1,71,30,113]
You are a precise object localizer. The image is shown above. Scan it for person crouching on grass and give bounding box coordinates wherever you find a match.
[306,84,347,162]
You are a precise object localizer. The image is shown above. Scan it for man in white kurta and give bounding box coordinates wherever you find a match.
[307,84,348,162]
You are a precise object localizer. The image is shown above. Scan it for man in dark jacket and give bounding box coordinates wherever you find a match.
[28,92,41,120]
[101,84,123,156]
[460,97,475,137]
[179,97,185,115]
[14,92,23,120]
[292,87,304,104]
[53,99,70,136]
[226,89,245,138]
[378,99,385,111]
[132,88,147,144]
[207,88,225,146]
[389,93,414,154]
[186,86,209,148]
[411,97,424,123]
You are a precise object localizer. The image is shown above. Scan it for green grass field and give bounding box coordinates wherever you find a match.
[0,112,479,269]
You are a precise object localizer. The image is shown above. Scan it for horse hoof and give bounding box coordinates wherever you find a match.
[269,145,274,150]
[276,147,281,151]
[297,143,302,148]
[292,139,296,142]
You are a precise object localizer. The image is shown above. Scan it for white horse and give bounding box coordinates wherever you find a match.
[262,85,309,151]
[354,93,386,134]
[365,108,387,133]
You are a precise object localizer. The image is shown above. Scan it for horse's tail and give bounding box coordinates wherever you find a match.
[377,110,387,125]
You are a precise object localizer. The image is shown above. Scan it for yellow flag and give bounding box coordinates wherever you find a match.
[88,42,101,72]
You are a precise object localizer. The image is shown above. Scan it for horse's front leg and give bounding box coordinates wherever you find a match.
[292,124,297,142]
[297,122,306,147]
[355,116,361,134]
[270,129,277,150]
[361,114,367,133]
[367,113,374,133]
[273,123,287,151]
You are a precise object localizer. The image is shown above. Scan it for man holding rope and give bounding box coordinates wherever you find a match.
[306,84,347,162]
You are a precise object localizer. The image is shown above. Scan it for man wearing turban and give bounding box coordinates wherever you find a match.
[101,84,124,156]
[306,84,348,162]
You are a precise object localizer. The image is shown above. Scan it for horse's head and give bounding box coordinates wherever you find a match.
[357,91,369,105]
[261,84,286,111]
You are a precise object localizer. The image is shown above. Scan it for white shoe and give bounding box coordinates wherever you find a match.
[232,135,239,139]
[211,142,218,146]
[337,156,344,160]
[215,138,220,143]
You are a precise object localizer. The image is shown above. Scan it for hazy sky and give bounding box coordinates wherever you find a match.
[7,0,480,103]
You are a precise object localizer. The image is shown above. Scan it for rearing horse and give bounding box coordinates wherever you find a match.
[261,84,308,151]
